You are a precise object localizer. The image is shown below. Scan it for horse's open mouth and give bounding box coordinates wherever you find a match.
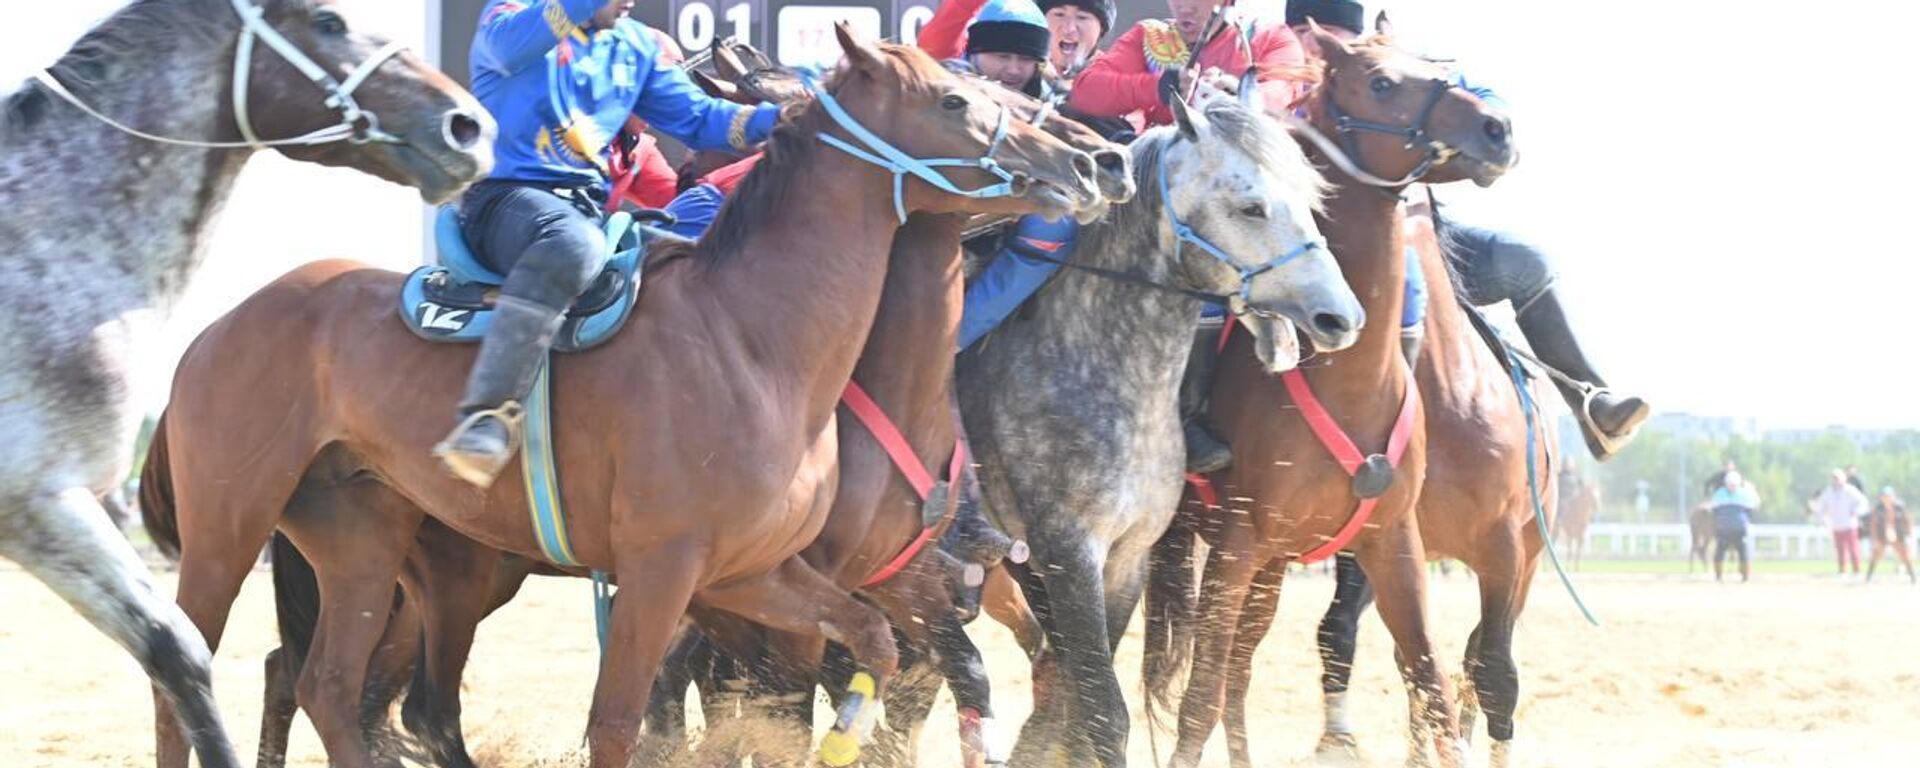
[1246,315,1303,374]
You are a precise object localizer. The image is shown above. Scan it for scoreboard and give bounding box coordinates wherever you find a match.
[433,0,1169,83]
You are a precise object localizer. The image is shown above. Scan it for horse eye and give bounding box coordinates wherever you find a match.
[314,11,348,36]
[1369,75,1395,94]
[940,94,968,111]
[1238,203,1267,219]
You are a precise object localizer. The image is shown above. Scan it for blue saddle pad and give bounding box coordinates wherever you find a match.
[399,206,662,353]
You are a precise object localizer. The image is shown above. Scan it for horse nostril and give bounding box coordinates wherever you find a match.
[1071,152,1097,185]
[1094,149,1126,175]
[443,110,484,150]
[1312,312,1352,338]
[1484,117,1509,144]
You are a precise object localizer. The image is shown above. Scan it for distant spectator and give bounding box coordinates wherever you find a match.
[1704,460,1738,497]
[1710,471,1760,583]
[1810,469,1867,577]
[1864,487,1916,584]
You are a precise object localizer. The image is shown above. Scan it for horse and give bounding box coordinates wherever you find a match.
[1140,28,1519,768]
[1690,502,1714,572]
[956,88,1366,765]
[138,25,1100,768]
[1556,467,1598,569]
[238,70,1133,768]
[0,1,489,766]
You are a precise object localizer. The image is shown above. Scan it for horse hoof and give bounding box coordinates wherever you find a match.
[818,730,861,767]
[1315,732,1364,764]
[1488,739,1512,768]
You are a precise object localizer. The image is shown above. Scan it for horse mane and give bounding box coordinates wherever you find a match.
[5,0,235,132]
[662,43,946,269]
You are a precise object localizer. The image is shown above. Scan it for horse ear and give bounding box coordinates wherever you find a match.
[1237,69,1259,107]
[835,21,886,76]
[1170,94,1205,142]
[1307,19,1355,60]
[1374,11,1394,38]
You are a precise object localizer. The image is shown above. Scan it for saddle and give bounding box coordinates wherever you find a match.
[397,206,679,352]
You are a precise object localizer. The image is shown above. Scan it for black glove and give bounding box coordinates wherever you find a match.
[1158,66,1185,107]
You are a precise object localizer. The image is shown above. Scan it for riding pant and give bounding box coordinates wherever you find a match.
[1444,220,1554,311]
[459,180,608,312]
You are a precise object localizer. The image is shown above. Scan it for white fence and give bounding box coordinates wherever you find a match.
[1580,523,1841,560]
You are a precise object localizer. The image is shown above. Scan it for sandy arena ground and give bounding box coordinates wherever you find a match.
[2,562,1916,767]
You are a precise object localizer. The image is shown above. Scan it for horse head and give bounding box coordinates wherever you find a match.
[1152,96,1364,371]
[816,23,1102,220]
[1299,22,1516,188]
[970,80,1133,217]
[239,0,494,202]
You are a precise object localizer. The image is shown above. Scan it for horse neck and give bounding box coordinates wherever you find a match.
[693,141,906,428]
[1022,193,1203,394]
[2,4,250,310]
[849,214,967,454]
[1308,168,1406,395]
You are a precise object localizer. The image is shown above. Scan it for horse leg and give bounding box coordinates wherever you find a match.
[1011,535,1129,768]
[1007,559,1072,765]
[1167,527,1261,768]
[0,487,240,768]
[1354,517,1463,768]
[1466,530,1526,768]
[983,563,1044,660]
[399,523,507,768]
[284,491,423,768]
[585,542,702,768]
[1223,559,1286,768]
[1316,551,1376,755]
[257,645,301,768]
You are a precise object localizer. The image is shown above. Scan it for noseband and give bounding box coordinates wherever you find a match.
[1286,74,1464,189]
[806,78,1022,224]
[34,0,410,149]
[1157,144,1325,317]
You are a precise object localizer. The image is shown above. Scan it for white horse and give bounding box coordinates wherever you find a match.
[0,1,491,764]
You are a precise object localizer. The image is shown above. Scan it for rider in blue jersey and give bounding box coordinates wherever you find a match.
[436,0,779,487]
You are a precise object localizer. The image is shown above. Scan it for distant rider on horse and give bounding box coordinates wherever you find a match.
[436,0,778,486]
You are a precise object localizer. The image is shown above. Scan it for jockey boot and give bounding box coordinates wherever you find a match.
[435,295,566,487]
[1513,288,1650,462]
[1181,320,1233,474]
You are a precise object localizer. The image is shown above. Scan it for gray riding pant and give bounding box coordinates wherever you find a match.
[1444,221,1555,311]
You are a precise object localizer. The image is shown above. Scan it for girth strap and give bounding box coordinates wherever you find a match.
[840,381,967,588]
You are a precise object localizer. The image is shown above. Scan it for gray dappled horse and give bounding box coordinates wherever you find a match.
[0,1,490,765]
[956,93,1365,766]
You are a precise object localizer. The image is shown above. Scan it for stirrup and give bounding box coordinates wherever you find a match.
[432,401,527,487]
[1573,384,1638,459]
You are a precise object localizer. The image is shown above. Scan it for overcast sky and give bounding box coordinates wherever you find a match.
[4,1,1911,428]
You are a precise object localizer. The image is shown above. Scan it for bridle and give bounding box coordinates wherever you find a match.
[806,77,1023,225]
[1156,140,1326,318]
[1285,70,1463,189]
[33,0,410,149]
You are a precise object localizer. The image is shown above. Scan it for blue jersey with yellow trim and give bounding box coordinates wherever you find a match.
[471,0,777,186]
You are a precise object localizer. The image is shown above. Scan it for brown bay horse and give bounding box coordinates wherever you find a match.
[1142,30,1520,768]
[236,73,1133,768]
[140,27,1099,768]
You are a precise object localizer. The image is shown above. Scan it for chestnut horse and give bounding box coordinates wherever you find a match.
[140,27,1099,768]
[235,69,1131,768]
[1141,30,1520,768]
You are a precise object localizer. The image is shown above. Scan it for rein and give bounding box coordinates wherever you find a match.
[806,78,1020,224]
[1154,144,1324,317]
[33,0,408,149]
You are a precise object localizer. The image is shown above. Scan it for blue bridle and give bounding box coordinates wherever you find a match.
[1156,142,1325,314]
[806,78,1020,224]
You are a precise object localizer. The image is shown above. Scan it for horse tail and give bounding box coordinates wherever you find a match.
[137,411,181,560]
[269,533,322,660]
[1142,514,1199,723]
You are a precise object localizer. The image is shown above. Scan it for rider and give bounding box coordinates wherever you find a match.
[1055,0,1313,473]
[437,0,778,486]
[1290,0,1650,461]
